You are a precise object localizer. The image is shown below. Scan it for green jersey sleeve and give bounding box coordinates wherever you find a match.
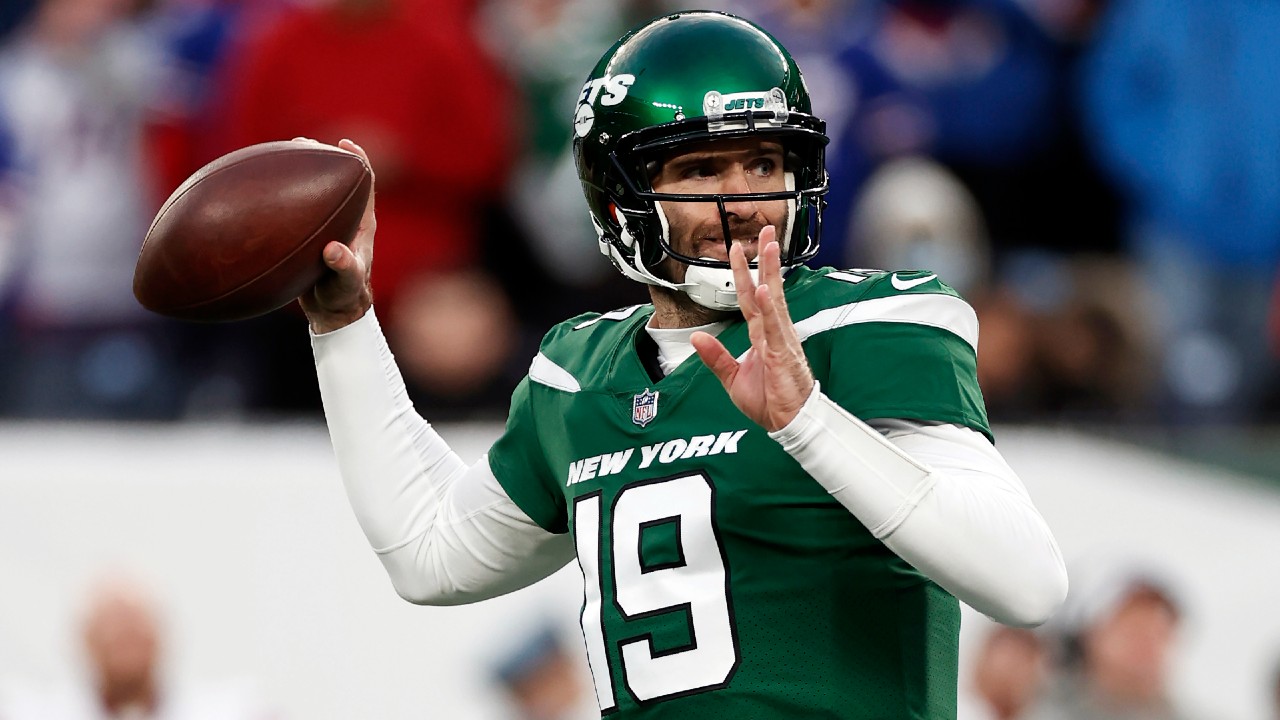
[791,268,992,440]
[487,376,569,534]
[816,320,990,438]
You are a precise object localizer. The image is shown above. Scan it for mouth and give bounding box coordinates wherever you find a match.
[694,235,761,261]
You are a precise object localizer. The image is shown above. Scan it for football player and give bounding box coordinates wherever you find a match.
[303,11,1067,718]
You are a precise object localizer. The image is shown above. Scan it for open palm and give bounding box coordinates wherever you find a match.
[691,227,815,432]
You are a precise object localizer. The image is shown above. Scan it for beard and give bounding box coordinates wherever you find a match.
[652,205,787,284]
[646,283,739,328]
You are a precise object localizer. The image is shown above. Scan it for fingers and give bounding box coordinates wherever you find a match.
[291,138,376,238]
[322,240,353,272]
[755,240,796,349]
[758,227,786,311]
[315,240,364,294]
[691,331,739,388]
[736,228,789,348]
[729,242,758,319]
[736,246,771,355]
[301,239,371,332]
[757,225,776,257]
[754,280,794,359]
[288,137,375,332]
[339,138,376,231]
[339,137,371,167]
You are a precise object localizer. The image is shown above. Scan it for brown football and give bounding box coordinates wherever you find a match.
[133,140,372,322]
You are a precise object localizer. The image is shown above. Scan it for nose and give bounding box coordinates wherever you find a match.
[719,166,760,220]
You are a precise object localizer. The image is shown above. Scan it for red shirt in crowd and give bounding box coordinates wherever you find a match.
[220,0,513,315]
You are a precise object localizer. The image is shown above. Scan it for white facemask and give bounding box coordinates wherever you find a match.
[654,174,795,311]
[594,173,797,311]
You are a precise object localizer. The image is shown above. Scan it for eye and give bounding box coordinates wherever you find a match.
[681,162,716,180]
[751,157,777,176]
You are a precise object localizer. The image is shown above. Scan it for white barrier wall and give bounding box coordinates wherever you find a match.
[0,422,1278,719]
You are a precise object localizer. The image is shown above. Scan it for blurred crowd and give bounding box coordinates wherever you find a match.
[0,0,1277,425]
[8,560,1278,720]
[962,559,1280,720]
[0,576,274,720]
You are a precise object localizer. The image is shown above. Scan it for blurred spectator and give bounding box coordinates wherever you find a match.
[130,0,304,418]
[482,0,622,281]
[970,289,1041,419]
[0,0,186,419]
[1080,0,1280,423]
[1010,0,1107,44]
[0,576,270,719]
[480,0,651,323]
[218,0,517,414]
[82,578,165,718]
[845,155,1149,421]
[221,0,512,320]
[389,268,526,421]
[144,0,286,201]
[1028,561,1192,720]
[822,0,1080,267]
[848,155,991,296]
[731,0,877,119]
[961,626,1048,720]
[491,624,589,720]
[1028,257,1151,420]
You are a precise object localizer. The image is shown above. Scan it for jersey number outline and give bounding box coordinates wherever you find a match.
[574,472,740,712]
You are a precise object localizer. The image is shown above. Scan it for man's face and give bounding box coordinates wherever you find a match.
[84,588,159,688]
[1083,586,1179,702]
[648,137,789,283]
[973,627,1046,718]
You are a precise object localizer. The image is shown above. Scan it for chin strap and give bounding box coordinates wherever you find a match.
[682,264,756,310]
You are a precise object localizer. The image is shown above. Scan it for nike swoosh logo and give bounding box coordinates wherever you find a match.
[891,273,937,291]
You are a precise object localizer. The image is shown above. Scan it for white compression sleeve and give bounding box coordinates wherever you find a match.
[312,309,575,605]
[769,383,1068,627]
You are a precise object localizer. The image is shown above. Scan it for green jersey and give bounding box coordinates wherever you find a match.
[488,267,990,719]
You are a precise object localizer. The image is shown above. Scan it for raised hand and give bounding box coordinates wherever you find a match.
[691,226,815,432]
[299,138,376,334]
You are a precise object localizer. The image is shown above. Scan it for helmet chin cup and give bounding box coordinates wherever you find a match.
[682,262,761,311]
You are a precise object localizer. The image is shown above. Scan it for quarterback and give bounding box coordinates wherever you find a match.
[304,11,1067,719]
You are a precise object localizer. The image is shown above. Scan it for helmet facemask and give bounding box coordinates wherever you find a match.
[573,11,830,309]
[600,116,828,309]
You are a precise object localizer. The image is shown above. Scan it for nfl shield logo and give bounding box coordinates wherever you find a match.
[632,389,659,427]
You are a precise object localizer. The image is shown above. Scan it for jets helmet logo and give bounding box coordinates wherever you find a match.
[574,73,636,137]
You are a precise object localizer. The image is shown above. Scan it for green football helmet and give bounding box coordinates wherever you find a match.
[572,10,829,310]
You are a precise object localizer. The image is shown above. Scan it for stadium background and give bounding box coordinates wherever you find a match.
[0,0,1278,718]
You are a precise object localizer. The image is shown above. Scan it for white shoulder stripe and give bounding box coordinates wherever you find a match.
[793,293,979,351]
[573,304,645,330]
[529,352,581,392]
[825,270,874,284]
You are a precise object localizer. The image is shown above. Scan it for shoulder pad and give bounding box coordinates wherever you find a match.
[786,267,976,349]
[528,304,651,393]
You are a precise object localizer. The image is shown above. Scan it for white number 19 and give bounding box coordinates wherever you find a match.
[574,473,739,710]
